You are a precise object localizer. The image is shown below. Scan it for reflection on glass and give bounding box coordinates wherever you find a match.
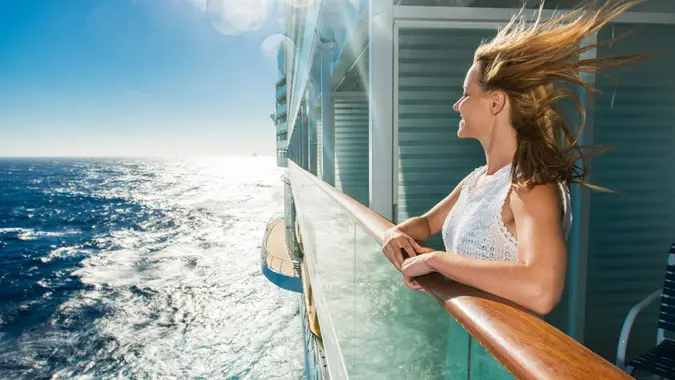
[444,318,470,380]
[353,225,454,379]
[470,337,514,379]
[290,0,322,129]
[289,166,355,379]
[290,164,517,379]
[324,0,362,60]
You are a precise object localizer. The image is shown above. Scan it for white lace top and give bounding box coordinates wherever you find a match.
[441,164,572,261]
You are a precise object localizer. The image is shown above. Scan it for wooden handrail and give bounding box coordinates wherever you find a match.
[289,161,630,380]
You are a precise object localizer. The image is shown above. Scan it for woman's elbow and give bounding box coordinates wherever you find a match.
[529,281,564,316]
[531,294,559,316]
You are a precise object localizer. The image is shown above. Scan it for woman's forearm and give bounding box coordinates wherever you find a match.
[394,216,432,242]
[427,251,563,315]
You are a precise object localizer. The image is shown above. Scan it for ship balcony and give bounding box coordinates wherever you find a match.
[261,214,301,293]
[283,2,675,378]
[276,103,287,117]
[275,112,287,125]
[275,76,286,91]
[275,121,288,131]
[276,85,287,100]
[287,160,633,380]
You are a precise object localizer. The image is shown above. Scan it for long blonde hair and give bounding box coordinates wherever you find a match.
[473,0,653,191]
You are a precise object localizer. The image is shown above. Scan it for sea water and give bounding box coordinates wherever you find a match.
[0,157,303,379]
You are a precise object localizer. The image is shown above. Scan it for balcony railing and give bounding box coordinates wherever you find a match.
[276,84,287,99]
[288,160,630,380]
[276,103,287,117]
[275,76,286,90]
[263,252,300,277]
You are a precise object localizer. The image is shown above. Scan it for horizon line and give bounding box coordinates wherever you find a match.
[0,155,276,159]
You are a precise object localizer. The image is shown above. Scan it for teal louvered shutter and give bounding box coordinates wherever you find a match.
[396,27,489,249]
[583,23,675,362]
[333,92,369,206]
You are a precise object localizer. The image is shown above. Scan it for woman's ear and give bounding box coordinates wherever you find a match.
[490,90,507,115]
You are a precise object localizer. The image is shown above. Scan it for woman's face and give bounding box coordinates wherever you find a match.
[452,64,496,140]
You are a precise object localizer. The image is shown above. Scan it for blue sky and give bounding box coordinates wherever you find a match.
[0,0,284,157]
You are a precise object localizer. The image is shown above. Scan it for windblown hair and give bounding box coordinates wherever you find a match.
[474,0,653,191]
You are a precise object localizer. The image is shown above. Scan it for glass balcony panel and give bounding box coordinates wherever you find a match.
[353,225,460,379]
[289,164,356,379]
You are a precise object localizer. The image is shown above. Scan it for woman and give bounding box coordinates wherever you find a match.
[381,0,650,315]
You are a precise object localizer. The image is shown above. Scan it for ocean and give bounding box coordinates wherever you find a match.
[0,157,303,379]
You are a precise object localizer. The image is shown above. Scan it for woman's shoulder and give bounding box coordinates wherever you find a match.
[508,182,566,221]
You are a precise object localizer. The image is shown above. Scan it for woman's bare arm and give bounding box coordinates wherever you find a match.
[382,179,466,270]
[393,179,465,242]
[405,183,567,315]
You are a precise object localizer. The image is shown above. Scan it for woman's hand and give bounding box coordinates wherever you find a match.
[402,252,437,277]
[401,252,438,291]
[381,228,426,270]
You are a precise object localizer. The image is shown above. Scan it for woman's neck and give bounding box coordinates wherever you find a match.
[480,123,517,175]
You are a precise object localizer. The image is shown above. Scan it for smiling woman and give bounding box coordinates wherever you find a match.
[382,0,652,316]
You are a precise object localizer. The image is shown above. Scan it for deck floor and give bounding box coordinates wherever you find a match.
[264,219,297,277]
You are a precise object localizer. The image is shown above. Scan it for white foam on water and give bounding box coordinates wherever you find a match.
[4,158,303,379]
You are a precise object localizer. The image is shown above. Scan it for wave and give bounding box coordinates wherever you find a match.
[0,228,80,241]
[0,158,303,379]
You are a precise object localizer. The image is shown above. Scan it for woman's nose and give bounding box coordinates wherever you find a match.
[452,99,460,112]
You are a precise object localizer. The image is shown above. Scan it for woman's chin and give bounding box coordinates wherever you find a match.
[457,124,470,139]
